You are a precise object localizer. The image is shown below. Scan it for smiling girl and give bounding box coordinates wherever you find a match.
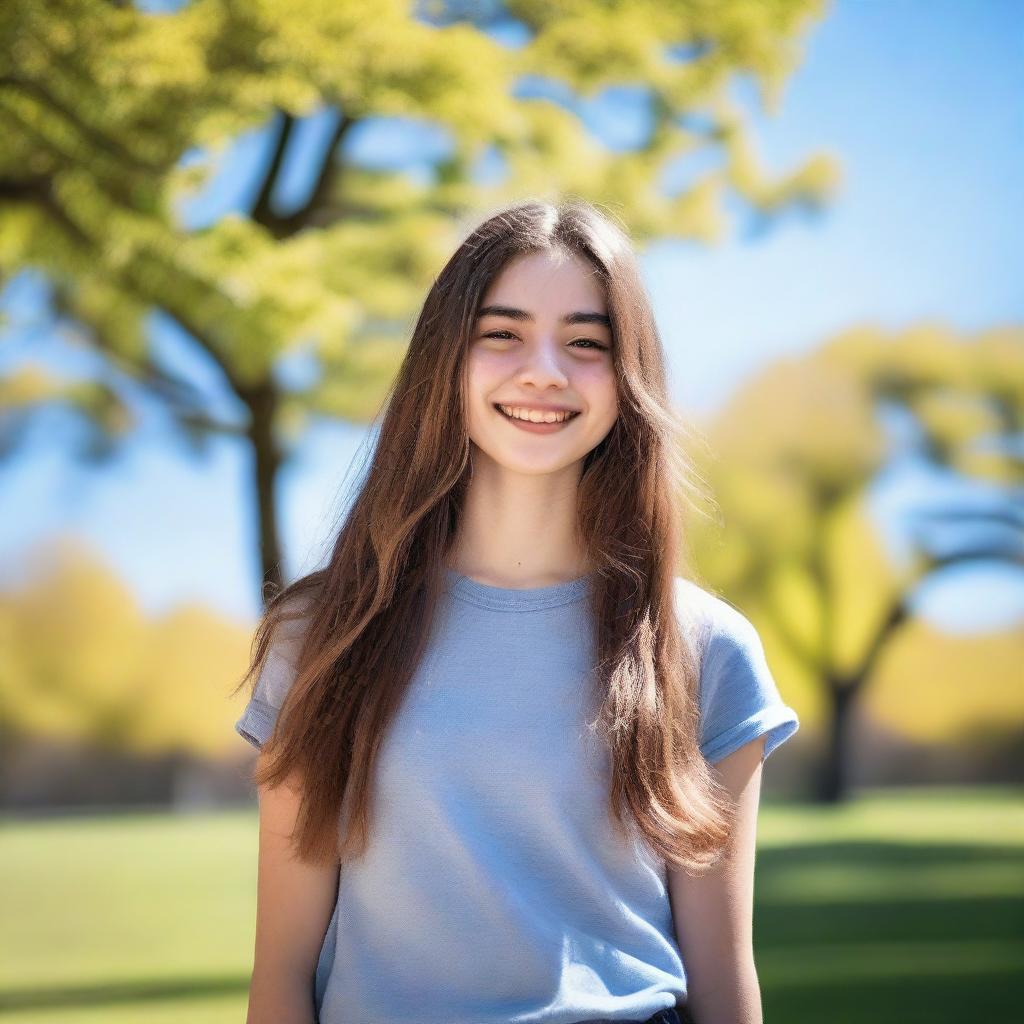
[234,199,799,1024]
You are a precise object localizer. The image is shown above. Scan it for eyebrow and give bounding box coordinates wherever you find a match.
[475,303,612,329]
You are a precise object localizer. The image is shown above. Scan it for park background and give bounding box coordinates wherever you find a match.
[0,0,1021,1022]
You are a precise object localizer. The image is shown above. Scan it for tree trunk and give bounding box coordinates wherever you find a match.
[814,679,857,804]
[243,381,285,603]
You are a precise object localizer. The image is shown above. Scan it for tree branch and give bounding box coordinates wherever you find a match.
[250,108,297,228]
[0,74,162,173]
[250,108,356,238]
[0,174,92,246]
[277,112,354,234]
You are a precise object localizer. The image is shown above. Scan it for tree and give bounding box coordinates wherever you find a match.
[0,0,838,598]
[688,323,1024,802]
[0,537,253,802]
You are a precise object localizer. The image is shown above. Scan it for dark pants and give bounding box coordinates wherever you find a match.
[642,1003,696,1024]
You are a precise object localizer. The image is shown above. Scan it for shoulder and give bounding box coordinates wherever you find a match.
[257,593,317,708]
[672,575,763,662]
[674,576,799,764]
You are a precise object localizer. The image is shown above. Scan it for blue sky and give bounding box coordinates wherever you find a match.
[2,0,1022,629]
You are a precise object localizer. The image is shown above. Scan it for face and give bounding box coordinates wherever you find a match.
[465,249,619,477]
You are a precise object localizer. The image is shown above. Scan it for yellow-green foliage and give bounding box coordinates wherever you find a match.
[866,622,1024,746]
[0,539,253,758]
[687,322,1024,747]
[0,0,838,439]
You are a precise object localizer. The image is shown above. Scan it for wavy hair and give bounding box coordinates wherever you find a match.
[231,197,735,875]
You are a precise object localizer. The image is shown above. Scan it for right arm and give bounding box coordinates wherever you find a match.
[245,753,339,1024]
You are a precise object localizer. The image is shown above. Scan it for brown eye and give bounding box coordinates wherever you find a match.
[570,338,609,351]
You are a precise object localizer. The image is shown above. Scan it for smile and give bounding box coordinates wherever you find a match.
[494,403,581,424]
[493,403,581,433]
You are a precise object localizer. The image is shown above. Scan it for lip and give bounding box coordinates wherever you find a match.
[493,402,581,434]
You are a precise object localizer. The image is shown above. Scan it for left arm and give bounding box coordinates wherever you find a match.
[666,734,767,1024]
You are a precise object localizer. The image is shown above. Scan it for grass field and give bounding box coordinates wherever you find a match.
[0,786,1021,1023]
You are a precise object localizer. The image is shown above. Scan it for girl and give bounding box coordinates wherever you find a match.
[233,198,800,1024]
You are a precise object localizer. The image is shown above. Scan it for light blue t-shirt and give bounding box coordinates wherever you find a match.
[234,570,800,1024]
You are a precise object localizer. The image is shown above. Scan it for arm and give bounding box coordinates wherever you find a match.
[244,753,339,1024]
[666,734,767,1024]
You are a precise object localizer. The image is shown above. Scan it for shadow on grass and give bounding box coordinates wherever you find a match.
[0,975,248,1012]
[754,840,1024,1024]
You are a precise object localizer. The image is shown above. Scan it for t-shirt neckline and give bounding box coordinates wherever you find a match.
[442,567,595,611]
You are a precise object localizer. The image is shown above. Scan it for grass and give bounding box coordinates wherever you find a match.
[754,786,1024,1023]
[0,786,1021,1022]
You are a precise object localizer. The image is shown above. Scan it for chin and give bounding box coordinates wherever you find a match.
[491,451,584,476]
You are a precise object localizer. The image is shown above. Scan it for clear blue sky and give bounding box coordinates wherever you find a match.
[2,0,1022,629]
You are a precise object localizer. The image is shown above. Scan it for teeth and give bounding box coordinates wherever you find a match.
[497,404,578,423]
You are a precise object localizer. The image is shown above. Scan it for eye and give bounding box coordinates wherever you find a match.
[483,330,608,351]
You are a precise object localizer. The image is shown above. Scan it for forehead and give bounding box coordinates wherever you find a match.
[479,250,607,315]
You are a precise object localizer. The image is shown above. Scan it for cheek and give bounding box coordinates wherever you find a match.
[467,347,505,385]
[466,350,504,408]
[576,362,618,413]
[465,353,503,430]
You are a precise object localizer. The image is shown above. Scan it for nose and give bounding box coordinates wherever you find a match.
[512,337,570,390]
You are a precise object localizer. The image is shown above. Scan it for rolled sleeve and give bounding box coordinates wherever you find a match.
[233,613,307,751]
[234,696,279,751]
[696,597,800,765]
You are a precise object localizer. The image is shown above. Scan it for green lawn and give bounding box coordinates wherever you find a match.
[0,786,1021,1023]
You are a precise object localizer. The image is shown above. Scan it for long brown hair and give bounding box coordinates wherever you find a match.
[231,197,736,875]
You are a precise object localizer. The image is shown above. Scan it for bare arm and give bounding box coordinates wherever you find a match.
[666,735,767,1024]
[245,753,340,1024]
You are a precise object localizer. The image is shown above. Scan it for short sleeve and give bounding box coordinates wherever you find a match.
[697,599,800,765]
[234,612,308,751]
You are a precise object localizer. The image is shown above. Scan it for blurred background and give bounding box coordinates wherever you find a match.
[1,0,1021,1021]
